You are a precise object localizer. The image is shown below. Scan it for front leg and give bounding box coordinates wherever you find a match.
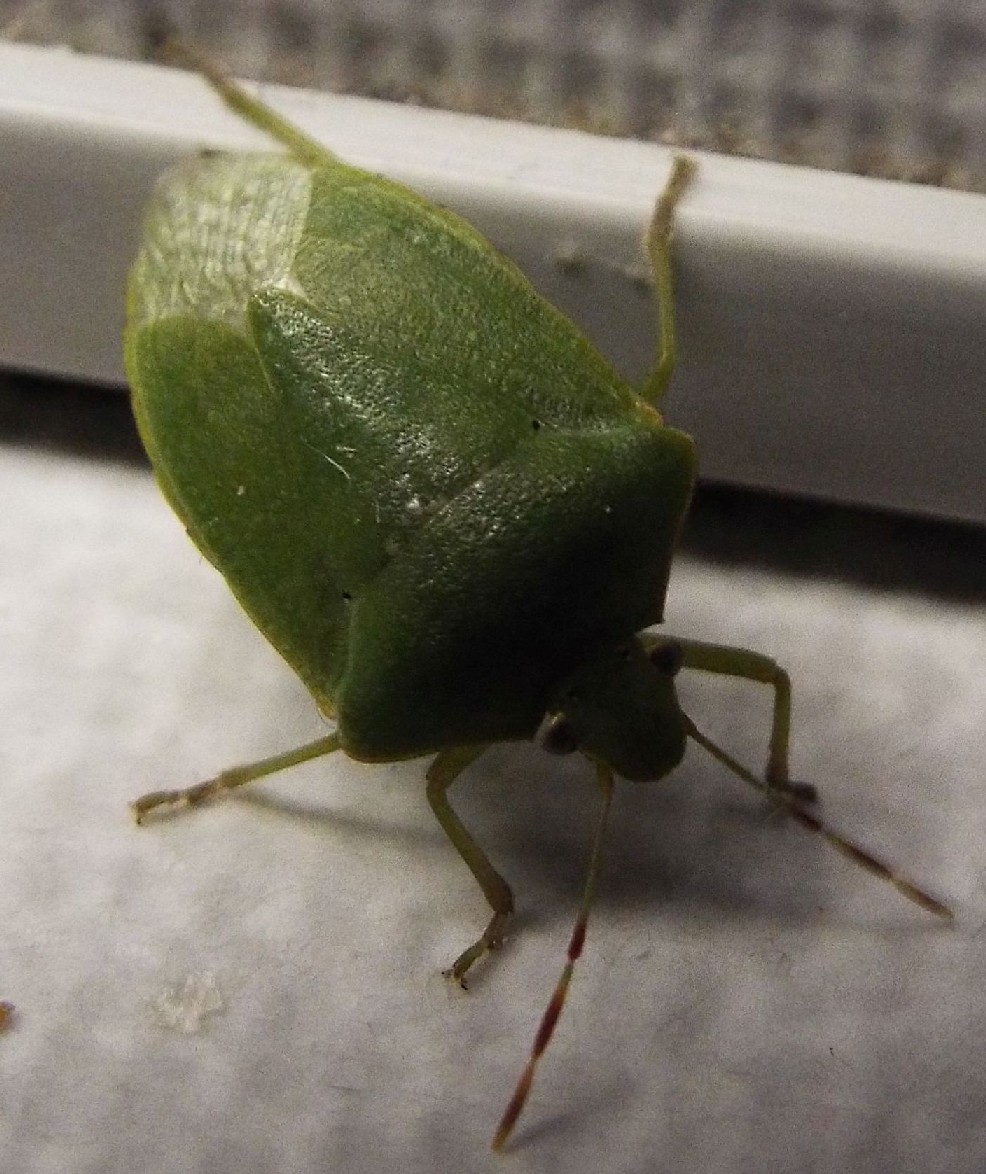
[649,633,951,920]
[644,634,817,802]
[426,745,514,985]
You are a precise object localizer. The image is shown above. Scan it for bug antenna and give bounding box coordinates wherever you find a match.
[683,717,953,921]
[492,764,616,1152]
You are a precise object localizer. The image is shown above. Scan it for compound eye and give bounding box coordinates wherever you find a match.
[538,712,579,756]
[648,638,684,677]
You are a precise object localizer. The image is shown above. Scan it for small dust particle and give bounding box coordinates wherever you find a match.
[148,973,224,1033]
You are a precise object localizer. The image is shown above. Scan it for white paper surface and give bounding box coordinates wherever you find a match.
[3,425,986,1173]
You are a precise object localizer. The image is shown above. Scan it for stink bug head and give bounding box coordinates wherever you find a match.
[541,637,687,783]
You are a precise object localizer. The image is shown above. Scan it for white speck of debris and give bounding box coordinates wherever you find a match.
[149,973,224,1033]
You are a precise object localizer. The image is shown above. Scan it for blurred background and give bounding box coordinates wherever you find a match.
[3,0,985,190]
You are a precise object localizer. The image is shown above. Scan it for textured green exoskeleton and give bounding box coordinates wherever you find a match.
[127,49,951,1151]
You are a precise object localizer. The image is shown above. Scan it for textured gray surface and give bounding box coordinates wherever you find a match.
[2,0,985,190]
[3,381,986,1172]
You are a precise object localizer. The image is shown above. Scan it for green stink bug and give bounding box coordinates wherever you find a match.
[126,45,952,1150]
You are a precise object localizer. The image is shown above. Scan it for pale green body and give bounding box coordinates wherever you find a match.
[127,150,695,776]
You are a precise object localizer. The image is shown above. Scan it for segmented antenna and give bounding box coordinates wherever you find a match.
[684,718,953,921]
[492,764,616,1151]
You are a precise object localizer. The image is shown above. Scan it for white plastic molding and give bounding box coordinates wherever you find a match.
[1,40,984,522]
